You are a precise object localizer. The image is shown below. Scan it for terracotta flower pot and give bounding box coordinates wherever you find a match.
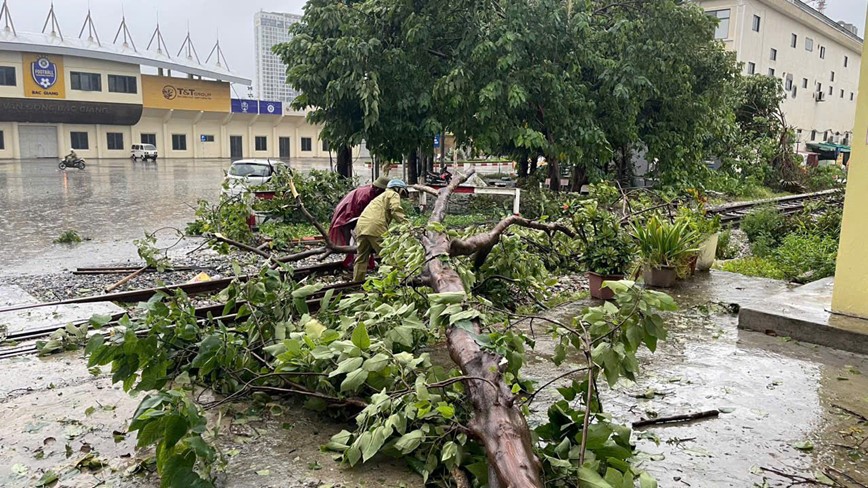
[587,272,624,300]
[643,266,677,288]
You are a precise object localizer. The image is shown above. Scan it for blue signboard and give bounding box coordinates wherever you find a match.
[259,100,283,115]
[231,98,258,114]
[433,134,441,148]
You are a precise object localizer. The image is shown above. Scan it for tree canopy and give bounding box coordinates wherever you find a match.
[276,0,743,187]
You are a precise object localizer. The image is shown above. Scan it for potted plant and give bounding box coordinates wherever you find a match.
[632,215,699,288]
[676,204,721,273]
[570,201,635,300]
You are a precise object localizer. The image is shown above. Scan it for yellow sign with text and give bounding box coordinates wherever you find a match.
[141,75,230,112]
[23,53,66,99]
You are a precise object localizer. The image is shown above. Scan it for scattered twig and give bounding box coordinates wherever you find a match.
[825,466,868,488]
[632,409,720,428]
[522,367,590,406]
[832,403,868,422]
[104,266,147,293]
[208,233,272,259]
[758,466,818,486]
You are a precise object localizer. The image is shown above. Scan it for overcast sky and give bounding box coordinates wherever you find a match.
[4,0,867,93]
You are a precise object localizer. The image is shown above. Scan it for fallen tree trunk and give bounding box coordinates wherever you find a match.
[421,171,544,488]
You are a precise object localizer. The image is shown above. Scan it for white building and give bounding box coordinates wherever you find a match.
[254,11,301,104]
[697,0,862,147]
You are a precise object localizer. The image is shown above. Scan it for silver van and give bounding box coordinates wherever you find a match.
[131,144,158,161]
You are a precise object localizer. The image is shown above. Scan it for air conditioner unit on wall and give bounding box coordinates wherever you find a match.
[813,91,825,102]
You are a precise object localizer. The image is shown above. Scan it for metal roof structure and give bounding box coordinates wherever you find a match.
[0,1,251,85]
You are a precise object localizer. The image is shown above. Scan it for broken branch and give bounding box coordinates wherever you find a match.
[632,409,720,428]
[104,266,147,293]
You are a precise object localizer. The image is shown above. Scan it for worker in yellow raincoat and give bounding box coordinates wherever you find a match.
[353,179,408,282]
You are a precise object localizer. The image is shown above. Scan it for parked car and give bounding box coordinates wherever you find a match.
[223,159,286,197]
[131,144,158,161]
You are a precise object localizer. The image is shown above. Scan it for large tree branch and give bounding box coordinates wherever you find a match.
[411,184,439,196]
[421,169,544,488]
[287,176,356,254]
[449,215,575,257]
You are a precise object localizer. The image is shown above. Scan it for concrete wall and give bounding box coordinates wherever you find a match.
[831,11,868,318]
[698,0,861,145]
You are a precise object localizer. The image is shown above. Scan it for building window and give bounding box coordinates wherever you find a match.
[805,37,814,52]
[747,62,756,75]
[106,132,124,150]
[791,33,797,48]
[172,134,187,151]
[785,76,793,91]
[71,132,89,150]
[841,89,844,98]
[792,86,797,98]
[845,56,849,67]
[810,130,816,141]
[201,135,215,142]
[851,92,855,101]
[70,72,101,92]
[803,78,809,89]
[707,9,730,39]
[0,130,4,149]
[829,85,833,96]
[831,71,835,81]
[108,75,137,94]
[768,68,775,77]
[0,66,15,86]
[301,137,312,152]
[141,133,157,146]
[770,48,777,61]
[752,15,761,32]
[255,136,268,151]
[819,46,826,59]
[322,140,330,151]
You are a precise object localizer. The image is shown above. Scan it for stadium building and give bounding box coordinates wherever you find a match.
[0,2,330,161]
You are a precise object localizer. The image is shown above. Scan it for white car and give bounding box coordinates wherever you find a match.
[223,159,286,197]
[131,144,158,161]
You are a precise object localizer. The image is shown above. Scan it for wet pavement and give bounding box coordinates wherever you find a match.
[523,271,868,487]
[0,159,372,276]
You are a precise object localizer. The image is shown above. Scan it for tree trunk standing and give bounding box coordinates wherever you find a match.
[423,173,544,488]
[570,165,587,192]
[518,157,529,179]
[547,156,561,191]
[336,145,353,178]
[407,150,419,184]
[439,132,446,166]
[529,155,538,175]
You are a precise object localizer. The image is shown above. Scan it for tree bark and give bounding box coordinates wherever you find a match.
[337,145,353,178]
[408,150,419,185]
[547,156,561,192]
[421,172,544,488]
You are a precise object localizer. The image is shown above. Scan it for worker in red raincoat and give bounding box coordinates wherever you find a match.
[328,176,391,269]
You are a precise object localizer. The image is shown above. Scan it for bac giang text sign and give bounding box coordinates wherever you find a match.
[23,53,66,99]
[142,75,230,111]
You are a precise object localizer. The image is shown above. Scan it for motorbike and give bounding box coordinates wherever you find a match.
[59,158,86,170]
[425,170,452,186]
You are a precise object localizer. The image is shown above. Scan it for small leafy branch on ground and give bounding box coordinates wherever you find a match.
[186,195,255,250]
[54,230,83,244]
[134,231,174,272]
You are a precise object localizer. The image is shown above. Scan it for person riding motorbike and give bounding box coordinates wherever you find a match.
[63,149,79,164]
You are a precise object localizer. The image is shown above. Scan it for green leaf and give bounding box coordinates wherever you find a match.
[163,415,188,450]
[340,369,368,392]
[578,466,614,488]
[328,357,363,378]
[292,283,323,298]
[361,426,387,462]
[305,319,327,339]
[394,429,425,454]
[351,323,371,350]
[36,470,58,487]
[792,440,814,451]
[363,353,390,372]
[639,472,658,488]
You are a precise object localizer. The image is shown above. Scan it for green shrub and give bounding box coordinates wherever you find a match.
[804,165,845,192]
[740,206,792,249]
[773,233,838,282]
[701,170,779,199]
[793,200,842,239]
[54,230,82,244]
[718,257,786,280]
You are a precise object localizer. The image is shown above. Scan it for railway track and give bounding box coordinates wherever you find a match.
[706,189,842,225]
[0,280,362,361]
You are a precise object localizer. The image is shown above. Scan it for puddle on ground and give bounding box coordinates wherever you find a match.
[521,271,868,487]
